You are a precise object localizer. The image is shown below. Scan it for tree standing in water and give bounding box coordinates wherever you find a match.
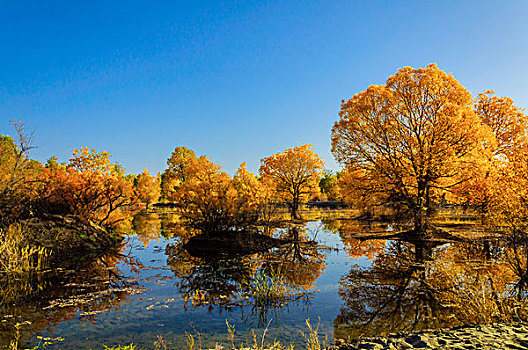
[332,64,492,237]
[259,144,324,220]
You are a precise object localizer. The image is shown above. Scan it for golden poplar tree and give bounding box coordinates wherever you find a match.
[453,90,528,218]
[259,144,325,220]
[135,168,161,209]
[332,64,492,236]
[42,147,140,228]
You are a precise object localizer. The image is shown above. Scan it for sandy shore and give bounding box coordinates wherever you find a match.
[329,323,528,349]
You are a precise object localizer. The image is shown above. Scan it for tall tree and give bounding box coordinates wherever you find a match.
[259,144,325,220]
[453,91,528,218]
[162,146,196,201]
[331,64,492,236]
[134,169,161,210]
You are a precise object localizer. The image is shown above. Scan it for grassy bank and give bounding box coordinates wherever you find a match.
[50,319,328,350]
[0,224,51,274]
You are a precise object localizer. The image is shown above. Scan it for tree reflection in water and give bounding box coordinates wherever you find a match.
[166,242,256,311]
[165,225,327,327]
[261,227,326,291]
[12,214,528,347]
[335,235,528,341]
[335,240,448,340]
[0,249,143,348]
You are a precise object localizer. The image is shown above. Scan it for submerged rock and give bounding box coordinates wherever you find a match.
[183,231,289,258]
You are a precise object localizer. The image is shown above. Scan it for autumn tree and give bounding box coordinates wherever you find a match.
[256,175,282,228]
[476,90,528,158]
[454,91,528,218]
[259,144,325,220]
[164,146,284,232]
[164,148,246,232]
[162,146,196,200]
[0,121,42,223]
[41,147,140,228]
[134,168,161,209]
[332,64,492,237]
[232,162,261,226]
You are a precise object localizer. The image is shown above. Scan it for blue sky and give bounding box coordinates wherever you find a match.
[2,1,528,175]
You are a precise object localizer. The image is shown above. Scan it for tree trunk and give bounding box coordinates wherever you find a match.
[291,188,301,220]
[414,209,428,237]
[414,180,429,238]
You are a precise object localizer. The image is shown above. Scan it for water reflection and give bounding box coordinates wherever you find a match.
[261,227,326,290]
[0,249,143,348]
[6,213,528,348]
[322,219,395,260]
[334,240,448,340]
[166,242,255,311]
[164,225,326,327]
[132,213,162,246]
[334,235,528,341]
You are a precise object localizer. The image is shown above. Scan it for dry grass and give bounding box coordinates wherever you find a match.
[0,223,51,274]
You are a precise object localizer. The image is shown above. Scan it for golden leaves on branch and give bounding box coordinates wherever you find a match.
[163,147,264,232]
[331,63,528,246]
[259,144,325,220]
[453,91,528,229]
[331,64,493,232]
[41,147,140,229]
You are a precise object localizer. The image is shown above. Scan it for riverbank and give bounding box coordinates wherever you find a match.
[0,213,124,276]
[329,322,528,350]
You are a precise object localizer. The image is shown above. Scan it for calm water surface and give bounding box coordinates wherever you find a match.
[0,213,499,349]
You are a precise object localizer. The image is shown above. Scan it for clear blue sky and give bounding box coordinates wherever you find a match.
[2,0,528,175]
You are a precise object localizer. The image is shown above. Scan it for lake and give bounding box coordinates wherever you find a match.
[1,212,513,349]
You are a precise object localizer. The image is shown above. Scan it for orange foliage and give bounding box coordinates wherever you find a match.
[167,153,236,231]
[162,146,197,199]
[332,64,492,233]
[134,168,161,209]
[259,144,325,219]
[337,167,385,215]
[0,122,42,221]
[232,162,261,225]
[164,147,264,232]
[453,91,528,218]
[486,147,528,236]
[476,90,528,158]
[41,147,140,229]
